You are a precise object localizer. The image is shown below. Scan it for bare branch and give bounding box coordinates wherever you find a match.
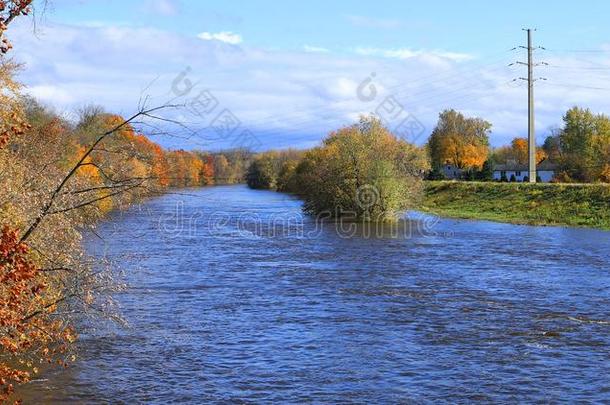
[21,293,76,323]
[48,181,147,215]
[39,267,76,273]
[62,178,154,195]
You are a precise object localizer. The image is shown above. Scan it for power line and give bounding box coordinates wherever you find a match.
[225,60,515,133]
[545,48,610,54]
[543,83,610,91]
[233,53,515,131]
[548,65,610,71]
[174,60,518,151]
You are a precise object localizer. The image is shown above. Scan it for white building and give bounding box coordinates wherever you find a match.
[441,164,463,180]
[537,159,559,182]
[492,159,557,183]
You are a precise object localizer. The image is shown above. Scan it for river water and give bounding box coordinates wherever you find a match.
[23,185,610,403]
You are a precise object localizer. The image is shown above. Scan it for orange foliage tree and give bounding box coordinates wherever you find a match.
[493,137,548,165]
[2,19,84,393]
[0,226,76,401]
[151,144,170,187]
[199,155,215,186]
[428,109,491,170]
[512,138,528,164]
[166,150,215,187]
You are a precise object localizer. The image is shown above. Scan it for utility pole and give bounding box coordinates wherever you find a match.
[526,29,536,183]
[511,29,546,183]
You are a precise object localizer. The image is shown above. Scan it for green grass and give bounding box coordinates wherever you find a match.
[422,181,610,230]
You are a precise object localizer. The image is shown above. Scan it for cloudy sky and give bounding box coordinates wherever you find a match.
[8,0,610,150]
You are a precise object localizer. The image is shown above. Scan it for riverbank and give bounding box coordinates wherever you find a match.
[422,181,610,230]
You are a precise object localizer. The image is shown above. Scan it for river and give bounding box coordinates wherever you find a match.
[22,185,610,403]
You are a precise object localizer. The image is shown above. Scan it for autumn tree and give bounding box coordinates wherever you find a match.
[246,154,276,189]
[0,61,28,149]
[151,144,170,187]
[0,226,79,401]
[511,138,528,164]
[277,160,299,192]
[221,149,253,184]
[70,111,176,206]
[558,107,610,182]
[200,155,215,185]
[165,150,216,187]
[1,77,180,400]
[213,154,230,184]
[428,109,491,171]
[492,137,547,166]
[0,81,98,402]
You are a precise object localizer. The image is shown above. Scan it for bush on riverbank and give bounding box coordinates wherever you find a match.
[295,117,428,220]
[423,181,610,229]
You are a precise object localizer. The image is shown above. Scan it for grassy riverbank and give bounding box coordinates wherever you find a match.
[423,181,610,230]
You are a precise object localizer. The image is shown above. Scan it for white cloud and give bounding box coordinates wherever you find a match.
[26,84,75,106]
[303,45,330,53]
[355,47,474,62]
[355,47,415,59]
[197,31,243,45]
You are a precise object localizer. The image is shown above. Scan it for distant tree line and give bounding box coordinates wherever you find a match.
[246,149,304,190]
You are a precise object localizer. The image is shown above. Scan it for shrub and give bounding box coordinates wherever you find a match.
[293,116,428,220]
[246,157,275,189]
[426,168,445,181]
[276,160,299,193]
[246,150,303,190]
[476,160,493,181]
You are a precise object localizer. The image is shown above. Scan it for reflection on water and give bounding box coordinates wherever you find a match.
[21,185,610,403]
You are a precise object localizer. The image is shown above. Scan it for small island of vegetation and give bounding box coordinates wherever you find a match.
[248,117,428,221]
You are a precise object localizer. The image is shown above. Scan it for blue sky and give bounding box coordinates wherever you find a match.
[47,0,610,52]
[8,0,610,150]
